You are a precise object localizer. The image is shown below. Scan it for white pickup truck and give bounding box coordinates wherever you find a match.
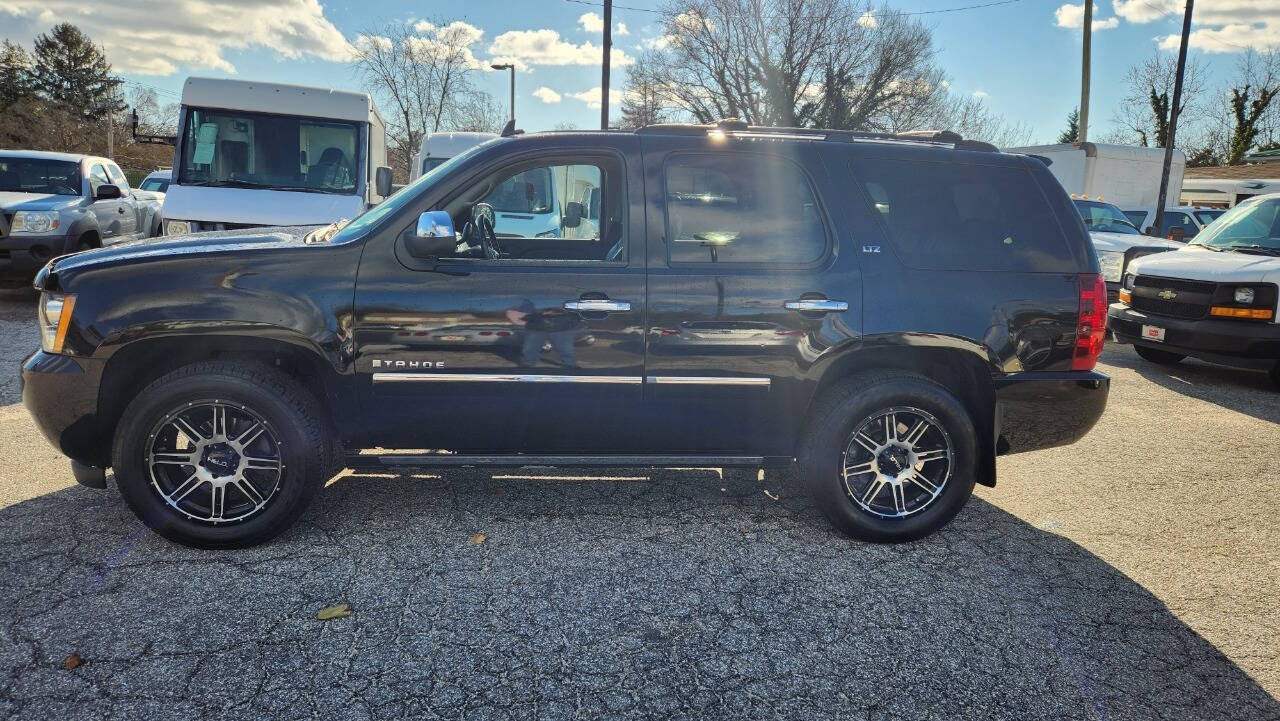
[1109,193,1280,388]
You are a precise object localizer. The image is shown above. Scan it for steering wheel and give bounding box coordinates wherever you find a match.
[477,213,500,260]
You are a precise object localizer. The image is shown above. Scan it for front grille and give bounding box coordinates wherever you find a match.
[1130,275,1214,319]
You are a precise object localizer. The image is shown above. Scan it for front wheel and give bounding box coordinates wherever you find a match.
[798,372,978,542]
[111,362,337,548]
[1134,345,1186,365]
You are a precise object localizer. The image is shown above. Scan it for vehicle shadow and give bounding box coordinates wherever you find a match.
[0,468,1276,720]
[1102,345,1279,424]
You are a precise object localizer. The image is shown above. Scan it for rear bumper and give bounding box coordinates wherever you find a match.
[994,371,1109,456]
[21,350,109,467]
[1108,304,1280,368]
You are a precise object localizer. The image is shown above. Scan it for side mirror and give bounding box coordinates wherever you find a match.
[404,210,456,259]
[94,184,122,200]
[563,201,583,229]
[375,166,393,197]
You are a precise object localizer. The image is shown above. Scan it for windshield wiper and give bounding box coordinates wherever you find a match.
[1226,244,1280,256]
[181,179,349,194]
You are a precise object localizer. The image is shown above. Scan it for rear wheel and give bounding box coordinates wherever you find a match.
[1134,345,1186,365]
[797,372,977,542]
[111,362,337,548]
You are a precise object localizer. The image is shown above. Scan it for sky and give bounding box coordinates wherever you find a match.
[1,0,1277,143]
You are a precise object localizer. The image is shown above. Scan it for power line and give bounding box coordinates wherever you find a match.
[563,0,1025,18]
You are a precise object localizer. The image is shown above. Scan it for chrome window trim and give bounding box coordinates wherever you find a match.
[372,372,643,384]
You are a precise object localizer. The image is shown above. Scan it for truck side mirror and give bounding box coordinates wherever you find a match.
[563,201,583,229]
[404,210,456,259]
[375,166,393,197]
[94,184,122,201]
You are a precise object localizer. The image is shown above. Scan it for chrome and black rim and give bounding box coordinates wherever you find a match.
[840,406,953,518]
[146,401,284,523]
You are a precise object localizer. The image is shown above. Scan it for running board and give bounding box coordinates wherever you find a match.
[346,454,786,470]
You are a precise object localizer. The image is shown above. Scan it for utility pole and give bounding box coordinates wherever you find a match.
[600,0,613,129]
[1153,0,1193,237]
[1079,0,1091,142]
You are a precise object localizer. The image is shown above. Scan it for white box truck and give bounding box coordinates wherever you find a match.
[163,77,392,235]
[1004,142,1184,209]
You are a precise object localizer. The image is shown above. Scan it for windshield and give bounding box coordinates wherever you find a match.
[1074,200,1140,234]
[177,106,362,194]
[0,158,80,195]
[330,140,494,244]
[1189,197,1280,251]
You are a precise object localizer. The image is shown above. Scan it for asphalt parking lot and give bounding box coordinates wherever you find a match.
[0,288,1276,721]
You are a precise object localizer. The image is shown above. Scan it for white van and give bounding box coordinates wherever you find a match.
[411,132,496,180]
[1109,192,1280,388]
[163,77,392,234]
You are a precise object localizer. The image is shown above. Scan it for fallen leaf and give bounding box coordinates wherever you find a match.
[62,653,83,670]
[469,533,487,545]
[316,603,353,621]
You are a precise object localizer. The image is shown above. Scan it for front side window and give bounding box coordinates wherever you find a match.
[105,163,130,191]
[0,158,80,195]
[861,158,1076,272]
[434,157,624,262]
[664,154,826,264]
[178,106,361,194]
[88,164,110,195]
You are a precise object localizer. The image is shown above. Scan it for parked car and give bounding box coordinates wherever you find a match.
[162,77,393,235]
[138,169,171,194]
[0,150,162,286]
[1110,192,1280,388]
[1122,205,1221,239]
[23,121,1110,548]
[1071,198,1181,302]
[411,132,496,180]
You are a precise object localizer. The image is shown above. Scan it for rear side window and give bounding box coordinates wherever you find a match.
[664,154,826,264]
[855,158,1076,272]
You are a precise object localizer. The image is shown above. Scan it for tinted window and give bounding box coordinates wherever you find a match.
[1123,210,1148,228]
[664,154,826,264]
[859,158,1075,272]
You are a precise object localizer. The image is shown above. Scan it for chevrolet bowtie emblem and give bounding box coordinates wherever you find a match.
[1157,289,1178,300]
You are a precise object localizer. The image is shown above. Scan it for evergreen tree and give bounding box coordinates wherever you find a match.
[1227,83,1279,165]
[1057,107,1079,143]
[29,24,122,114]
[0,40,34,109]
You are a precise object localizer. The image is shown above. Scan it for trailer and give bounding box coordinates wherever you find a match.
[1005,142,1185,209]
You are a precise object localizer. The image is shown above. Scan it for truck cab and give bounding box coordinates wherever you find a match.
[162,77,393,235]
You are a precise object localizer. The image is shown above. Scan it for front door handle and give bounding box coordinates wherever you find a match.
[784,298,848,313]
[564,299,631,312]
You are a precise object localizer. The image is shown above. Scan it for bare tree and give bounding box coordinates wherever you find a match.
[351,20,497,178]
[617,53,670,129]
[925,94,1032,147]
[1114,51,1208,148]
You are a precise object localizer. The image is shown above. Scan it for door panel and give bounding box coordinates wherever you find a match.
[637,137,863,456]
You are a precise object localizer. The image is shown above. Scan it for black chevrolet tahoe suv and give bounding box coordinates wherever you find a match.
[22,120,1110,548]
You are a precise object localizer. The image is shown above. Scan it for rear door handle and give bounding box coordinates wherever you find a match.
[564,299,631,312]
[784,299,848,313]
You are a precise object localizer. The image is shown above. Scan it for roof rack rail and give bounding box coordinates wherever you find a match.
[635,120,997,151]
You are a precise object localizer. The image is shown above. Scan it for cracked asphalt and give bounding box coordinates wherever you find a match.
[0,288,1277,720]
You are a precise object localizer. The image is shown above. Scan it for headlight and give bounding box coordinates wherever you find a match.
[11,211,60,234]
[165,220,193,236]
[1234,287,1255,304]
[1096,250,1125,283]
[38,293,77,354]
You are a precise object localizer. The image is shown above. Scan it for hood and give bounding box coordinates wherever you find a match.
[0,191,82,211]
[41,225,321,284]
[1089,231,1182,253]
[1127,244,1280,284]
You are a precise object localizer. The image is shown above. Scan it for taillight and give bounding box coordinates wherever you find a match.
[1073,273,1107,371]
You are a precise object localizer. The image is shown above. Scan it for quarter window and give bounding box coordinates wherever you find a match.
[855,158,1076,272]
[664,154,826,264]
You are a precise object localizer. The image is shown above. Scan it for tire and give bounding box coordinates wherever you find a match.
[797,371,978,542]
[111,361,338,548]
[76,234,100,252]
[1134,345,1186,365]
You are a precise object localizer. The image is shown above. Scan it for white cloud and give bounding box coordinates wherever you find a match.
[488,29,634,70]
[1112,0,1179,24]
[578,12,604,33]
[1054,3,1119,30]
[1121,0,1280,53]
[568,86,624,109]
[615,22,630,36]
[0,0,351,75]
[972,90,989,99]
[857,11,878,28]
[532,86,562,103]
[641,35,672,50]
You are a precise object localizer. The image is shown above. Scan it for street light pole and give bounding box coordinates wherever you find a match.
[1153,0,1194,238]
[491,64,515,123]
